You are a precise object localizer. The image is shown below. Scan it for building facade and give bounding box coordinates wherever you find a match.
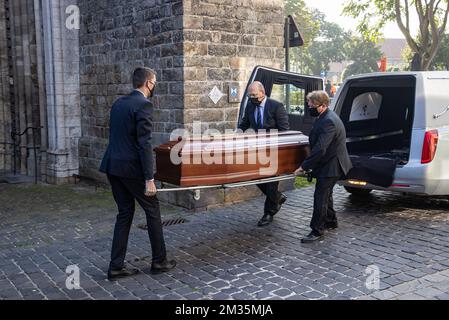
[0,0,286,207]
[0,0,81,184]
[0,0,285,181]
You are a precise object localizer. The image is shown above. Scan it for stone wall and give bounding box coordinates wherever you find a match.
[0,0,11,172]
[183,0,284,132]
[0,0,42,177]
[77,0,286,209]
[39,0,81,184]
[78,0,184,181]
[1,0,287,209]
[0,0,82,184]
[161,0,286,210]
[79,0,284,183]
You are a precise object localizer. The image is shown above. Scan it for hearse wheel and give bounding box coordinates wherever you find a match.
[344,186,372,196]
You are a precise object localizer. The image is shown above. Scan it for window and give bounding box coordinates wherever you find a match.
[270,84,306,116]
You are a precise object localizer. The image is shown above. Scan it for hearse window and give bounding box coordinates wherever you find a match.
[349,92,383,122]
[271,84,306,116]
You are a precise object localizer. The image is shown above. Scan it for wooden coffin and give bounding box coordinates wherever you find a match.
[154,130,310,187]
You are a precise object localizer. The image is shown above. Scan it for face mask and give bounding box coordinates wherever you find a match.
[309,107,321,117]
[147,83,155,98]
[250,97,261,105]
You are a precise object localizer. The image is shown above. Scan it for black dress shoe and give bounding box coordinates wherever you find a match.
[257,213,273,227]
[273,194,288,215]
[151,259,176,274]
[107,267,139,280]
[324,222,338,230]
[278,194,287,205]
[301,231,323,243]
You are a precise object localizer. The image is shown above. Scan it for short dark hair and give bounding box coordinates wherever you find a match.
[132,67,156,89]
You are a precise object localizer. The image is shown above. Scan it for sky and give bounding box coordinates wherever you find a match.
[304,0,420,39]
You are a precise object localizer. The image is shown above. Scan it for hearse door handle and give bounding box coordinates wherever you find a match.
[434,105,449,119]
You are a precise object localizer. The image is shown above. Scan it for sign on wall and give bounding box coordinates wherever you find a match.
[208,86,225,105]
[228,85,240,103]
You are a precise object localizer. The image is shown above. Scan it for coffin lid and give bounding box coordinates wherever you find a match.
[155,130,309,154]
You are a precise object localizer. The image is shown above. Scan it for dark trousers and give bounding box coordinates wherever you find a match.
[107,174,166,270]
[310,176,340,235]
[257,181,282,215]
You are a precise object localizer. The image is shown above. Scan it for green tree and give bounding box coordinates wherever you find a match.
[342,37,383,79]
[431,34,449,70]
[284,0,321,72]
[284,0,320,47]
[343,0,449,70]
[402,34,449,70]
[301,12,351,76]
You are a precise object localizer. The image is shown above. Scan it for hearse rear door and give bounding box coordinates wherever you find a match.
[238,66,324,135]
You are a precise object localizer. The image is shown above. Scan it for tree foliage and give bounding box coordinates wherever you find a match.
[342,38,383,79]
[284,0,321,47]
[285,1,351,76]
[343,0,449,70]
[285,0,383,79]
[403,33,449,70]
[432,34,449,69]
[301,12,351,76]
[284,0,320,72]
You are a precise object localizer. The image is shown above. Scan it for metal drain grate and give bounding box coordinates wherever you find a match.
[138,218,188,230]
[162,218,188,227]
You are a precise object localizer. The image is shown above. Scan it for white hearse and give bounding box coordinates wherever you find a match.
[239,68,449,197]
[333,71,449,196]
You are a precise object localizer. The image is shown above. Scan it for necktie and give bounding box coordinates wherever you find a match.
[256,105,262,129]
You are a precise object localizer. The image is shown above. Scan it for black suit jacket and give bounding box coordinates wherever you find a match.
[238,98,289,131]
[99,90,155,180]
[301,109,352,178]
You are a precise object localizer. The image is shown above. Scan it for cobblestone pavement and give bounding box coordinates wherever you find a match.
[1,182,449,300]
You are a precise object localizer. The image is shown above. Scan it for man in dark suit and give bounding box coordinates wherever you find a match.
[100,67,176,280]
[295,91,352,243]
[239,81,290,227]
